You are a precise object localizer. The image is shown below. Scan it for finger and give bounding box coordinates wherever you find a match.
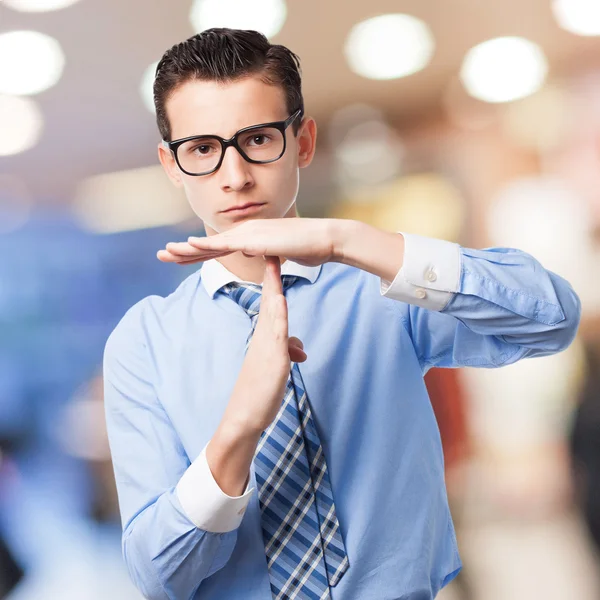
[187,236,235,253]
[262,256,283,298]
[161,256,228,266]
[165,242,219,258]
[289,344,307,363]
[157,249,186,262]
[288,336,304,350]
[256,267,287,337]
[255,293,288,345]
[173,251,234,263]
[157,249,232,263]
[189,236,271,259]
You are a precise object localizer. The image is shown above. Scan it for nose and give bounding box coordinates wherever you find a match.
[219,145,254,193]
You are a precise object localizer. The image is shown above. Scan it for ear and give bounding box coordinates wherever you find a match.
[158,142,183,188]
[296,117,317,169]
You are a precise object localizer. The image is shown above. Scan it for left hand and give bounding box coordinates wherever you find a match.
[157,218,347,267]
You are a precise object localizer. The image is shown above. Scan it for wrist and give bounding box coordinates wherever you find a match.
[329,218,363,264]
[334,220,405,281]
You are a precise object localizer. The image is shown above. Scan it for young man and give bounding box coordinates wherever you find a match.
[103,28,581,600]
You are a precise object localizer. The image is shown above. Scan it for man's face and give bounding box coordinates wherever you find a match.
[158,76,317,235]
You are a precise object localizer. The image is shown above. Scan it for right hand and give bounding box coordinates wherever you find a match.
[224,256,307,434]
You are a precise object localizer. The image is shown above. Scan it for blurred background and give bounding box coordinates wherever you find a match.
[1,0,600,598]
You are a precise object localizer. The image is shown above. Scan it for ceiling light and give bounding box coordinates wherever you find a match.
[460,37,548,103]
[0,30,65,95]
[0,95,43,156]
[190,0,287,39]
[345,14,435,80]
[3,0,82,12]
[140,61,158,114]
[553,0,600,36]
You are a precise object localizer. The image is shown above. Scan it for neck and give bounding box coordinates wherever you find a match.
[217,252,285,285]
[206,205,297,284]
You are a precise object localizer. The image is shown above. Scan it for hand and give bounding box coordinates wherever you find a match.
[222,256,307,434]
[157,218,349,267]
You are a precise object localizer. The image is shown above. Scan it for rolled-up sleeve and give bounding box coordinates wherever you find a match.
[380,232,581,371]
[176,442,254,533]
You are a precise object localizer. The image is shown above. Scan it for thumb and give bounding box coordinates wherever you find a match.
[288,337,307,363]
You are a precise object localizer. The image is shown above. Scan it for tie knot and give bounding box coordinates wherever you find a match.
[220,275,298,318]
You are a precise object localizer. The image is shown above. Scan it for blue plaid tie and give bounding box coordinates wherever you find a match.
[220,276,349,600]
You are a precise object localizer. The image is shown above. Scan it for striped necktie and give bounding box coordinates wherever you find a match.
[220,276,349,599]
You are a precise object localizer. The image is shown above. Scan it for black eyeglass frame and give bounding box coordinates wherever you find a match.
[163,108,304,177]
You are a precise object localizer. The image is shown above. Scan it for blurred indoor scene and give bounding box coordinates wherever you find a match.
[1,0,600,598]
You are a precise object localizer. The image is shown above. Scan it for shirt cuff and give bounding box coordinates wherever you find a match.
[176,441,254,533]
[380,232,462,311]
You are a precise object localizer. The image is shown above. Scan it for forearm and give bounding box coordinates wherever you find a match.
[207,414,262,497]
[330,222,580,366]
[334,219,405,282]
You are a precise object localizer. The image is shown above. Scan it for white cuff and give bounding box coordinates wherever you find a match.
[176,441,254,533]
[380,232,461,311]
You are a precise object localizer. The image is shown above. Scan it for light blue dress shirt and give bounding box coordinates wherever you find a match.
[103,232,580,600]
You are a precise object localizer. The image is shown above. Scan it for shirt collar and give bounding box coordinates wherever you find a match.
[201,258,322,299]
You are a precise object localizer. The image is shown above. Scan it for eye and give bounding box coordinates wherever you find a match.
[182,138,220,157]
[249,134,270,146]
[193,144,214,155]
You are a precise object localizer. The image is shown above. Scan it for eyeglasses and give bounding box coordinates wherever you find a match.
[163,108,303,177]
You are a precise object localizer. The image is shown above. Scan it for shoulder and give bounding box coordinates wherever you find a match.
[316,261,366,287]
[315,261,412,323]
[104,269,203,358]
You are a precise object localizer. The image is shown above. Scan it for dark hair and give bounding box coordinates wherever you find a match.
[153,28,304,142]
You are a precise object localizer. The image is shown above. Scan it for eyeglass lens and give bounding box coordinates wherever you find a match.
[176,126,285,175]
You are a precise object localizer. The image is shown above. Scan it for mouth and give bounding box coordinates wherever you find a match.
[222,202,267,214]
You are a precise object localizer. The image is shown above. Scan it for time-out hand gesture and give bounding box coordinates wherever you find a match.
[223,256,306,434]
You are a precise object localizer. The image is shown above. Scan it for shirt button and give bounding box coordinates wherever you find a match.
[415,288,427,300]
[426,270,437,283]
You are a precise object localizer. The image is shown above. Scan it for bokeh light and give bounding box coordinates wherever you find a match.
[3,0,82,11]
[335,122,404,188]
[460,37,548,103]
[190,0,287,38]
[501,84,572,152]
[553,0,600,36]
[73,166,194,234]
[0,30,65,96]
[140,61,158,114]
[0,95,44,156]
[488,176,600,310]
[369,173,466,240]
[331,172,466,242]
[345,14,435,80]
